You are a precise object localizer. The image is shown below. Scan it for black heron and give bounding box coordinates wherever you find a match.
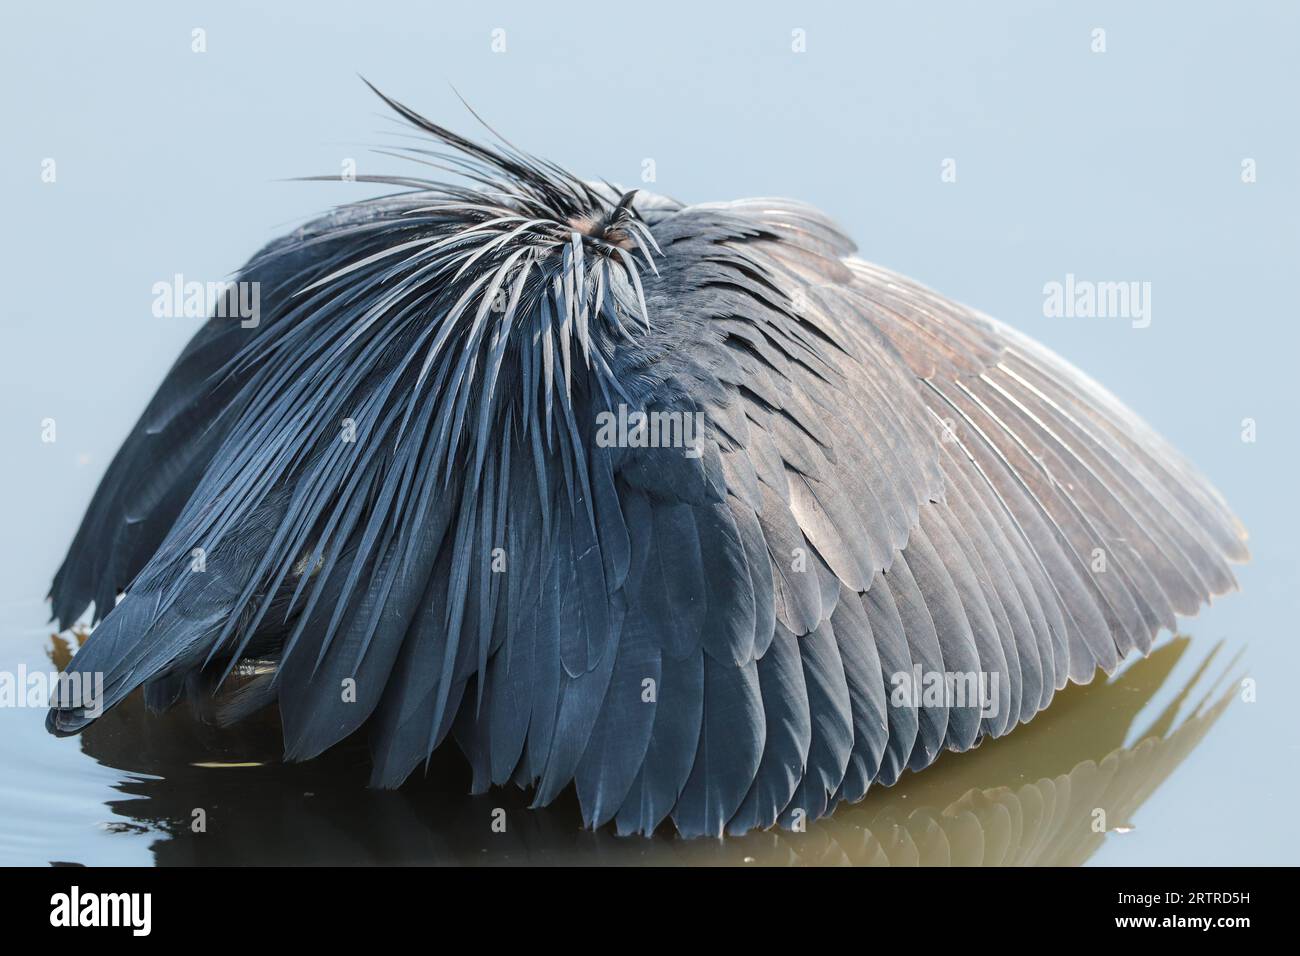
[47,85,1248,838]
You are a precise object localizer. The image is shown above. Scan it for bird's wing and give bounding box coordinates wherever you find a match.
[48,201,416,630]
[510,197,1247,836]
[48,304,247,630]
[46,149,1245,839]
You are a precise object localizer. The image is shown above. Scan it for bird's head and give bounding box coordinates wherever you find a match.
[566,188,642,250]
[243,83,682,491]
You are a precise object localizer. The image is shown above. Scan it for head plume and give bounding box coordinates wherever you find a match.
[134,83,672,685]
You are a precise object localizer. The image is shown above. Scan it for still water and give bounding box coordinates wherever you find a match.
[0,600,1267,865]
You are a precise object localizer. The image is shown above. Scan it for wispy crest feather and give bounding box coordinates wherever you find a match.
[169,87,654,677]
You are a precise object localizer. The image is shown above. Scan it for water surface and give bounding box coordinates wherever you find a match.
[0,609,1263,865]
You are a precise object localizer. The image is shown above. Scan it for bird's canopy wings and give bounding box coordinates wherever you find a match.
[48,90,1247,838]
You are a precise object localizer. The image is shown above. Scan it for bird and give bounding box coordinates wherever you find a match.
[47,83,1248,838]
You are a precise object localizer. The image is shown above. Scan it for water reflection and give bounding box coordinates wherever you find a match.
[46,632,1239,866]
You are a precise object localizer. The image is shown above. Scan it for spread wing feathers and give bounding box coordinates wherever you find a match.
[46,191,523,634]
[49,94,1246,838]
[47,91,663,754]
[554,200,1245,836]
[45,208,379,632]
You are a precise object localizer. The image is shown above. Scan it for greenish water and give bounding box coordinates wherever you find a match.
[0,609,1260,865]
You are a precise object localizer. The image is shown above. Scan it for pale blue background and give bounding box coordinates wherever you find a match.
[1,0,1296,864]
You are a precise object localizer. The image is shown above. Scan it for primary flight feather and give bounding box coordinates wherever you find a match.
[47,85,1247,837]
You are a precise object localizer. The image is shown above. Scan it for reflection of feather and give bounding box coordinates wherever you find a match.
[56,632,1235,866]
[748,682,1235,867]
